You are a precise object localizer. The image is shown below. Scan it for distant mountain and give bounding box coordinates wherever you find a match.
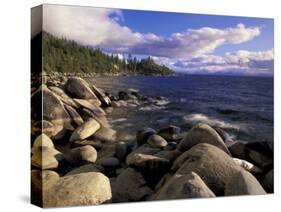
[38,31,174,75]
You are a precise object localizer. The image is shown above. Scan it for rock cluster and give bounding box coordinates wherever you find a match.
[31,73,273,208]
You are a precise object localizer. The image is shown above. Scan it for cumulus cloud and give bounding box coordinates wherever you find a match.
[153,49,274,75]
[43,5,261,60]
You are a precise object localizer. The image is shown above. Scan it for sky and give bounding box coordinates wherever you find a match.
[42,4,274,76]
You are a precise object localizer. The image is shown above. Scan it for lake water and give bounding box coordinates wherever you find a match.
[91,75,274,143]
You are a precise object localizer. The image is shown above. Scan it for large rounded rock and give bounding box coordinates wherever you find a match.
[172,143,241,196]
[32,146,64,170]
[225,169,266,196]
[90,84,111,107]
[233,158,263,174]
[31,85,73,137]
[43,172,112,207]
[64,104,84,127]
[153,172,215,200]
[65,145,97,166]
[73,98,105,115]
[65,164,105,176]
[97,157,120,168]
[64,77,101,104]
[92,126,117,143]
[177,123,231,155]
[115,141,129,160]
[111,168,152,202]
[31,120,55,137]
[32,134,54,152]
[71,139,103,150]
[147,134,168,148]
[69,118,100,142]
[49,86,78,108]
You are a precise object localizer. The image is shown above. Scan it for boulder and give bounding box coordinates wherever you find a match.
[158,125,181,141]
[31,170,60,192]
[111,168,152,202]
[64,77,101,105]
[152,172,215,200]
[69,118,100,142]
[92,126,117,143]
[127,153,169,171]
[32,134,54,151]
[65,164,105,176]
[147,134,168,148]
[97,157,120,168]
[90,84,111,107]
[65,145,97,166]
[73,98,105,116]
[43,172,112,207]
[49,86,78,108]
[172,143,241,196]
[154,149,181,162]
[64,104,84,127]
[31,85,73,137]
[136,128,157,146]
[233,158,263,174]
[262,169,273,193]
[31,120,55,137]
[32,146,64,170]
[164,142,177,151]
[225,169,266,196]
[71,139,103,150]
[229,142,273,169]
[177,123,231,155]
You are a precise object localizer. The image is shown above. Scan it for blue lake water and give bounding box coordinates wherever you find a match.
[91,75,273,143]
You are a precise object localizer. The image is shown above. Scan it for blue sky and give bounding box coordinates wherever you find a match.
[42,5,274,76]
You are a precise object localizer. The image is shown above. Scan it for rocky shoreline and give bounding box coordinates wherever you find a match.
[31,72,273,208]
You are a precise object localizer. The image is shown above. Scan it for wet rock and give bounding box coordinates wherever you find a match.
[111,168,152,202]
[177,123,231,155]
[69,118,100,142]
[32,146,64,170]
[136,127,157,147]
[147,134,168,148]
[118,91,129,100]
[158,125,181,141]
[115,141,129,160]
[90,84,111,107]
[172,143,241,196]
[225,169,266,196]
[97,157,120,168]
[164,142,177,151]
[64,77,101,105]
[65,164,105,176]
[65,145,97,166]
[152,172,215,200]
[43,172,112,207]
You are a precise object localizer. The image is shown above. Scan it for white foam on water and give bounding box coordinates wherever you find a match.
[111,118,127,123]
[183,113,245,130]
[139,105,166,111]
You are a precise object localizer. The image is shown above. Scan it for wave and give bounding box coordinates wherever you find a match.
[183,113,246,131]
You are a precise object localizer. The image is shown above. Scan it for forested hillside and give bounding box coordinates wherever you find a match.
[41,32,174,75]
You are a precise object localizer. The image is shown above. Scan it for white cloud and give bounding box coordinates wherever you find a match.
[43,5,261,60]
[153,49,274,75]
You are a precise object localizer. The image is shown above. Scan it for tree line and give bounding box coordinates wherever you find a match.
[41,31,174,75]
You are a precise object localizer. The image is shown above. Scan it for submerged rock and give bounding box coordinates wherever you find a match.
[136,128,157,146]
[177,123,231,155]
[158,125,181,141]
[43,172,112,207]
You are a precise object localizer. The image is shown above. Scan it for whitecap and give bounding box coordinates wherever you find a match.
[111,118,127,123]
[139,105,166,111]
[183,113,245,130]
